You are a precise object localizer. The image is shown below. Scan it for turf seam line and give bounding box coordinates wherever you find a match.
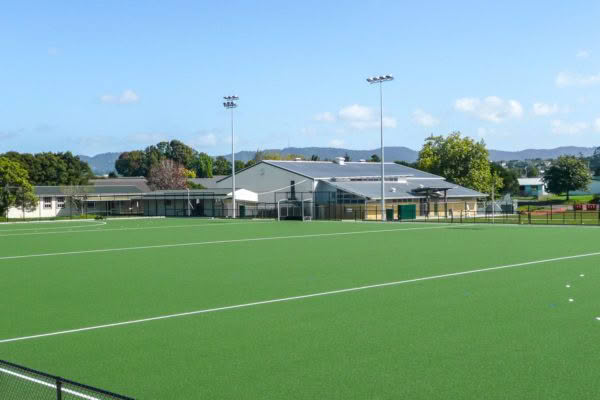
[1,249,598,344]
[0,225,451,261]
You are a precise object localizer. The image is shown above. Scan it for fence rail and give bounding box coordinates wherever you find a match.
[0,359,134,400]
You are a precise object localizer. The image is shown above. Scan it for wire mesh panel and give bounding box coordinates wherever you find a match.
[0,360,133,400]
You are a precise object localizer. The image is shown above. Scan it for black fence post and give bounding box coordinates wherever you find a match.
[56,378,62,400]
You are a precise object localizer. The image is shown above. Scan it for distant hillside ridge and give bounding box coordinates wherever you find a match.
[77,152,121,174]
[78,145,598,174]
[221,146,597,163]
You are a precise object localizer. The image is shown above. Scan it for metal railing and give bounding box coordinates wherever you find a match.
[0,359,134,400]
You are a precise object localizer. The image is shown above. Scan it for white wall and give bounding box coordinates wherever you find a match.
[6,196,75,219]
[216,162,315,203]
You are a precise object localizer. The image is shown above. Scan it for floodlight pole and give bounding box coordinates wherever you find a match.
[187,188,190,217]
[367,75,394,222]
[223,96,239,218]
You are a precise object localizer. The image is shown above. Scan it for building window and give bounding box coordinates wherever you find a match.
[290,181,296,200]
[165,200,172,206]
[43,197,52,209]
[87,201,96,209]
[57,197,65,208]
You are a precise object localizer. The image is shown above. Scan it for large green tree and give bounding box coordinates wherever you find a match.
[1,151,92,185]
[490,162,519,195]
[543,156,592,200]
[589,146,600,176]
[116,140,214,178]
[115,151,148,177]
[213,156,232,175]
[0,157,38,217]
[192,152,213,178]
[416,132,501,194]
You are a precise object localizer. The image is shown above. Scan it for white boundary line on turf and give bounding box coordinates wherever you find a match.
[105,216,165,221]
[406,221,600,230]
[0,218,102,225]
[0,221,106,233]
[0,367,100,400]
[0,220,275,238]
[1,249,599,344]
[0,225,452,261]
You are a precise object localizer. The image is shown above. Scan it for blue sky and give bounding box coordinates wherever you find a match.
[1,1,599,156]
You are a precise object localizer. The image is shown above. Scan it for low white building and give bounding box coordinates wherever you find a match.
[518,178,547,197]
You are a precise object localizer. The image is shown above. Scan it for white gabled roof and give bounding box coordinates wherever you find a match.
[518,178,544,186]
[224,188,258,202]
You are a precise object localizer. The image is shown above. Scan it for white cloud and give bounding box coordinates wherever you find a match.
[382,117,397,128]
[196,133,217,146]
[412,109,439,127]
[100,89,140,104]
[595,118,600,132]
[329,139,344,148]
[314,112,336,122]
[337,104,396,130]
[550,120,589,135]
[576,50,590,59]
[454,96,523,123]
[555,72,600,88]
[532,102,559,116]
[128,132,168,143]
[339,104,374,121]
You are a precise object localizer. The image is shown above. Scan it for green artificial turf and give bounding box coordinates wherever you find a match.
[1,218,600,399]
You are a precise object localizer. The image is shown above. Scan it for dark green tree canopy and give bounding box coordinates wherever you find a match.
[589,146,600,176]
[543,156,591,200]
[0,157,38,216]
[213,156,232,176]
[416,132,501,194]
[115,140,213,178]
[490,162,519,195]
[1,151,92,186]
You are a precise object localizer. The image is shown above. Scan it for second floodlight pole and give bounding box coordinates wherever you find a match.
[367,75,394,222]
[223,96,239,218]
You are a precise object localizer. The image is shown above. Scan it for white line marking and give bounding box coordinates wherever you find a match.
[0,225,451,261]
[0,220,274,238]
[0,221,106,233]
[0,367,100,400]
[0,219,102,226]
[1,249,598,344]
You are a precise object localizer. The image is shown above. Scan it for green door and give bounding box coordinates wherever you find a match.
[398,204,417,220]
[386,208,394,221]
[239,205,246,218]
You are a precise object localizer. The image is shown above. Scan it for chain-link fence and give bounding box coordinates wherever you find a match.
[0,359,133,400]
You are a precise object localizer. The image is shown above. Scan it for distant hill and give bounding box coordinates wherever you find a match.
[78,145,597,174]
[77,152,120,174]
[488,146,595,161]
[223,146,597,163]
[224,147,419,162]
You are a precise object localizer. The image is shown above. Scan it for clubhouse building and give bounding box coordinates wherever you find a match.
[5,159,487,220]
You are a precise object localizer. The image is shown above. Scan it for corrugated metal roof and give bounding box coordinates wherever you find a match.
[190,176,227,188]
[261,160,442,179]
[34,186,143,196]
[322,179,486,200]
[90,178,151,192]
